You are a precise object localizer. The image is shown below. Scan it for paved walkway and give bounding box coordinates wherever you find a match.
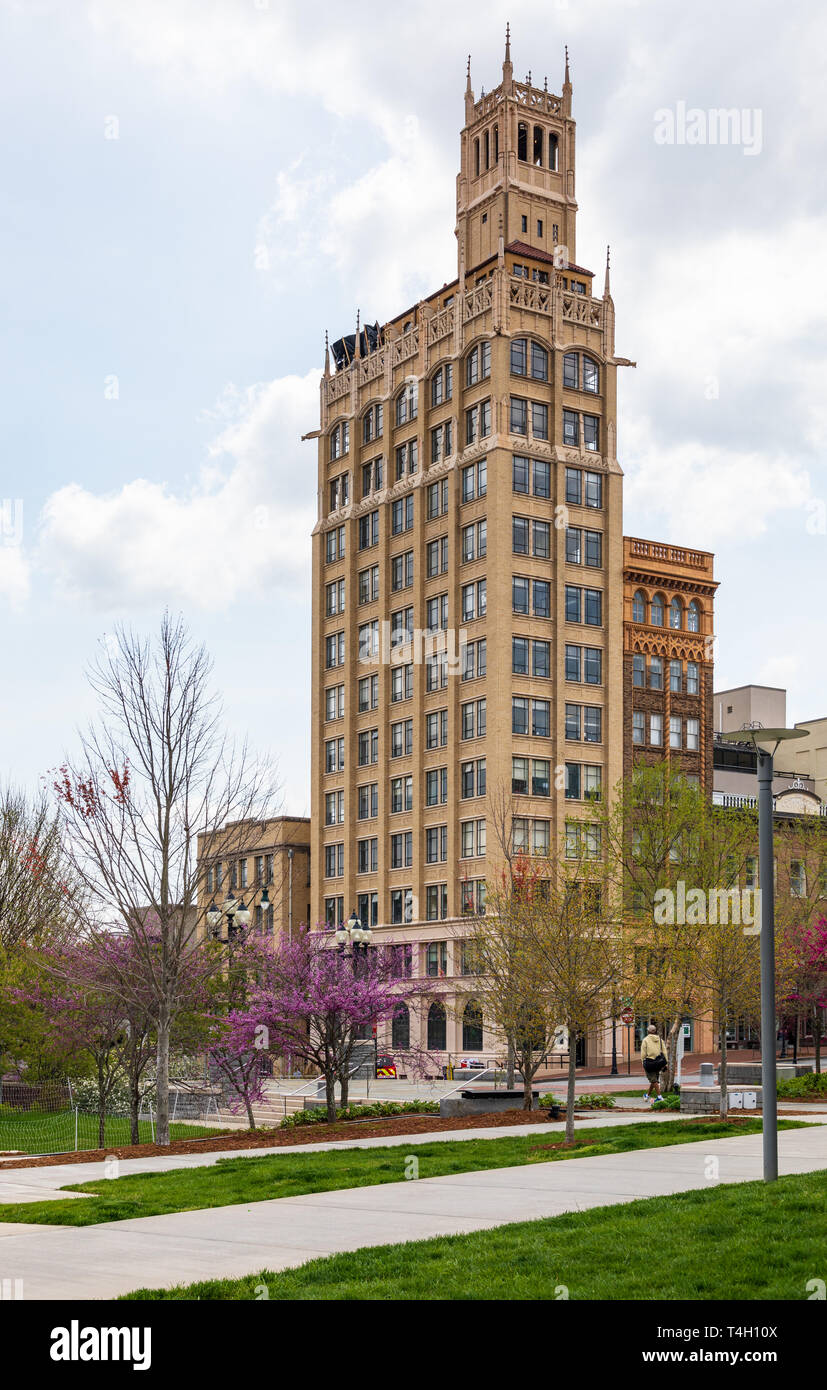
[0,1122,824,1299]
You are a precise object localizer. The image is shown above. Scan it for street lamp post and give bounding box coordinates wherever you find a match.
[335,910,372,961]
[720,724,807,1183]
[205,892,251,942]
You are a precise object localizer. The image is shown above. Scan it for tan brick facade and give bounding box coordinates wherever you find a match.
[308,44,627,1061]
[197,817,310,943]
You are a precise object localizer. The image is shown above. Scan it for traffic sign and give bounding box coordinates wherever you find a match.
[620,1007,635,1026]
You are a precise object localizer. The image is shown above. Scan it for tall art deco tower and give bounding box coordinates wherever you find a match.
[308,32,627,1052]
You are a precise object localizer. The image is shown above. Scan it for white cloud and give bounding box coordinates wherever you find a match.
[623,419,813,545]
[257,117,455,315]
[37,370,320,611]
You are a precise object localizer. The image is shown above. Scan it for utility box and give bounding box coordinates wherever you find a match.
[743,1090,758,1110]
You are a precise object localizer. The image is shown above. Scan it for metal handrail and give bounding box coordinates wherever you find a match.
[440,1066,499,1100]
[276,1061,365,1118]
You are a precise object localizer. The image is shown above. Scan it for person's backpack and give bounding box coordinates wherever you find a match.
[651,1044,668,1072]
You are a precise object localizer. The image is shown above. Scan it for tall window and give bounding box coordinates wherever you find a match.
[395,380,418,426]
[362,402,383,443]
[466,341,491,385]
[462,1000,484,1051]
[427,1000,447,1048]
[392,1003,410,1049]
[431,362,453,406]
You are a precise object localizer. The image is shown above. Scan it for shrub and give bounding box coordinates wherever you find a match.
[777,1071,827,1099]
[538,1092,615,1110]
[651,1091,681,1111]
[279,1100,440,1129]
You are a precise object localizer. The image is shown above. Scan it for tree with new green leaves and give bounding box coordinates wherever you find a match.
[691,908,761,1116]
[455,853,559,1111]
[598,761,756,1091]
[506,830,620,1143]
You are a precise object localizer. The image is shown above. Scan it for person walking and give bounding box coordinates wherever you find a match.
[640,1023,668,1101]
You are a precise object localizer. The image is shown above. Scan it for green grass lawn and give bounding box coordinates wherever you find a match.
[0,1108,228,1156]
[120,1168,827,1301]
[0,1117,806,1228]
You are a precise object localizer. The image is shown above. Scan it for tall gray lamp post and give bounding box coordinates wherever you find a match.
[720,724,806,1182]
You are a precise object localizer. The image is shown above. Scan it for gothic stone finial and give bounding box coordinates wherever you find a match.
[505,22,511,63]
[565,45,571,85]
[604,245,611,297]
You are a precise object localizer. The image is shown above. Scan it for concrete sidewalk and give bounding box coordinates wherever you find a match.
[0,1123,824,1300]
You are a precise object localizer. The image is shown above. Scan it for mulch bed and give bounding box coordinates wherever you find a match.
[0,1105,790,1173]
[0,1107,574,1170]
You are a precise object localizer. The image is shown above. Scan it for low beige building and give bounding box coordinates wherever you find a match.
[197,817,310,942]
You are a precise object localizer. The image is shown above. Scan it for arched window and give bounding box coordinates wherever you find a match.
[474,138,480,177]
[632,590,646,623]
[484,129,490,170]
[493,124,499,162]
[549,133,559,171]
[687,600,701,633]
[427,1001,447,1051]
[533,124,544,165]
[530,342,548,381]
[362,402,383,444]
[510,337,527,376]
[329,421,349,462]
[395,380,418,426]
[392,1003,410,1050]
[517,122,528,162]
[462,1000,484,1052]
[669,597,683,630]
[651,592,665,626]
[431,363,453,407]
[582,356,599,394]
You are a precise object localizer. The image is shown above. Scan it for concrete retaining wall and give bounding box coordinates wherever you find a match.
[680,1085,762,1115]
[440,1092,538,1118]
[721,1062,812,1086]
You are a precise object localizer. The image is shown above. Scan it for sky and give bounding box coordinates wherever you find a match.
[1,0,826,814]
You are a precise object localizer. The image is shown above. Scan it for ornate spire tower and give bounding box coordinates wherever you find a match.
[456,28,578,273]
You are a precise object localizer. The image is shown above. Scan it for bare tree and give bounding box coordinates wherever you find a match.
[482,780,524,1089]
[454,867,557,1111]
[512,839,620,1143]
[53,613,276,1145]
[0,784,82,951]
